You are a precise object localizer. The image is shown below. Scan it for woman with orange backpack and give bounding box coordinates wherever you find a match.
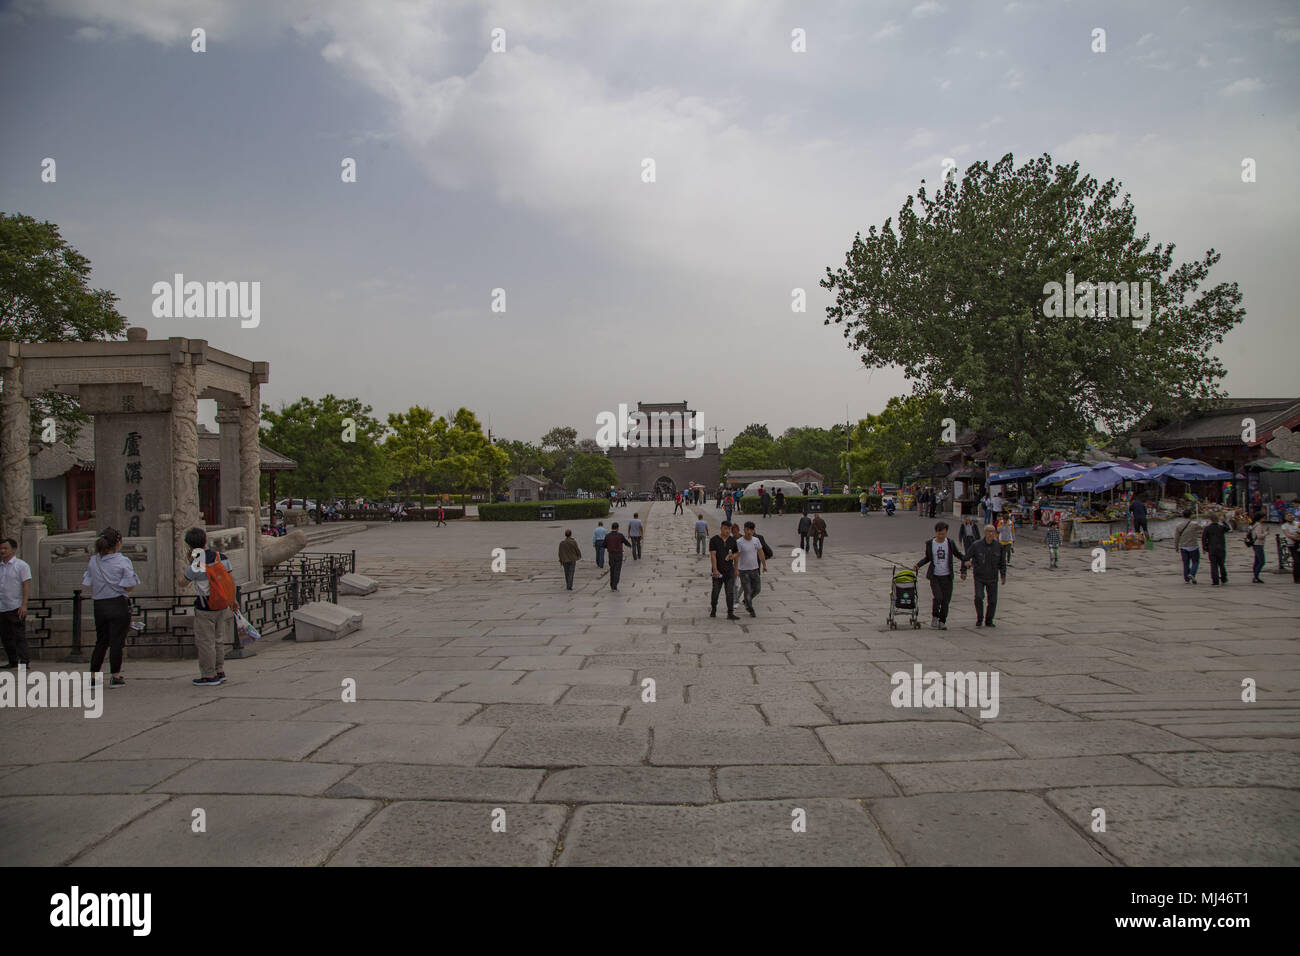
[177,526,236,686]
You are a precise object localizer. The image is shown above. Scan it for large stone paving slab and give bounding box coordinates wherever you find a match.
[90,720,353,761]
[868,791,1108,865]
[309,724,504,765]
[72,794,378,866]
[328,802,567,865]
[0,759,192,795]
[153,759,353,795]
[535,767,714,804]
[651,728,830,765]
[716,765,896,800]
[326,764,544,802]
[884,756,1171,795]
[483,727,649,766]
[558,800,896,866]
[1045,786,1300,865]
[0,794,169,865]
[817,722,1018,764]
[983,719,1206,758]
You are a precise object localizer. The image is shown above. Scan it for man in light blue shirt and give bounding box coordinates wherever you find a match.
[627,514,644,560]
[694,515,709,555]
[592,521,608,569]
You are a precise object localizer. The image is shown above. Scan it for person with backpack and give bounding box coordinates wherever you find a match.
[83,527,140,688]
[436,505,447,527]
[1247,511,1269,583]
[177,526,236,686]
[1201,512,1230,586]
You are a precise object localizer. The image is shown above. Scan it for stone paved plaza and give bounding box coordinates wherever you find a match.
[2,504,1297,866]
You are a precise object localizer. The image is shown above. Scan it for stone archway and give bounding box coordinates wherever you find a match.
[653,475,676,499]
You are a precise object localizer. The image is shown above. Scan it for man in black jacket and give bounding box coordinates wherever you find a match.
[1201,512,1230,586]
[913,521,966,630]
[964,523,1007,627]
[797,513,813,556]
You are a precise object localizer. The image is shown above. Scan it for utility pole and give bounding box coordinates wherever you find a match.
[845,405,852,489]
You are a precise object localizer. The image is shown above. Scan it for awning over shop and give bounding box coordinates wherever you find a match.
[987,467,1036,484]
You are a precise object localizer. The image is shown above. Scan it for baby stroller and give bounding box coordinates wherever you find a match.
[887,566,921,629]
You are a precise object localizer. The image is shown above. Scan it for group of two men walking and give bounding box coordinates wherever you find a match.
[708,520,767,619]
[914,520,1007,629]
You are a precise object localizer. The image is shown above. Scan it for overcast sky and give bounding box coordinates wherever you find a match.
[1,0,1296,446]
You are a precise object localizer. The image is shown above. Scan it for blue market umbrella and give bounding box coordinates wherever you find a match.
[1062,463,1155,493]
[1035,463,1091,488]
[1146,458,1232,482]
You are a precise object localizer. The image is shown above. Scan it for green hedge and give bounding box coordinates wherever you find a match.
[737,493,880,514]
[478,499,611,521]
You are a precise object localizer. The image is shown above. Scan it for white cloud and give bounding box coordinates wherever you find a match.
[1221,77,1264,95]
[872,20,901,41]
[978,114,1005,130]
[937,78,952,91]
[912,2,945,18]
[1004,68,1024,90]
[1275,26,1300,43]
[1196,53,1210,68]
[1136,33,1155,47]
[905,128,937,148]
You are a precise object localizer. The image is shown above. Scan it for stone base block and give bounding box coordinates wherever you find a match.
[294,602,363,642]
[338,573,378,596]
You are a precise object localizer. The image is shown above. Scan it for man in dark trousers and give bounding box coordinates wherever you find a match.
[797,512,813,557]
[627,513,644,560]
[1201,511,1230,586]
[964,523,1007,627]
[913,521,966,630]
[708,520,739,619]
[810,512,828,558]
[604,522,630,590]
[558,529,582,590]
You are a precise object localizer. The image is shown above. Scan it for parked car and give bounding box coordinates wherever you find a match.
[274,498,318,518]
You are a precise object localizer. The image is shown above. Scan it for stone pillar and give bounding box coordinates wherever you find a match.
[226,506,259,585]
[21,515,46,596]
[170,345,202,568]
[242,372,266,576]
[1,351,33,542]
[216,404,242,523]
[155,513,175,596]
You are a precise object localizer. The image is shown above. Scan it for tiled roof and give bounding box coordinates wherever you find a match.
[1138,399,1300,447]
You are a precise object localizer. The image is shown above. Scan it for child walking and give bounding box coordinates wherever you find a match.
[998,513,1016,567]
[1044,521,1061,569]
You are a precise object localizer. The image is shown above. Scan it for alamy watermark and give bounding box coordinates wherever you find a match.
[151,273,260,328]
[890,663,1000,718]
[595,403,705,459]
[1042,272,1152,330]
[0,665,102,718]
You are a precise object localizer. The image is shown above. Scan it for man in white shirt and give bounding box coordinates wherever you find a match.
[734,521,768,617]
[913,522,968,629]
[0,537,33,668]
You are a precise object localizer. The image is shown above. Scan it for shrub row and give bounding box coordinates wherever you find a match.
[478,499,611,521]
[736,493,882,514]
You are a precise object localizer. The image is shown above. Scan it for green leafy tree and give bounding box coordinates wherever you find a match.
[385,406,448,505]
[0,213,128,441]
[499,439,546,478]
[737,423,774,442]
[564,452,617,493]
[722,432,778,471]
[260,395,387,507]
[822,153,1244,463]
[437,408,509,500]
[774,426,848,486]
[843,393,950,486]
[540,425,578,450]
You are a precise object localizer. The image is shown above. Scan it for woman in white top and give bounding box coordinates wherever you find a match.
[1248,511,1270,583]
[83,527,141,687]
